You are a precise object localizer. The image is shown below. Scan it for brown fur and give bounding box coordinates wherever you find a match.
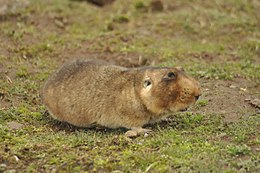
[41,59,201,132]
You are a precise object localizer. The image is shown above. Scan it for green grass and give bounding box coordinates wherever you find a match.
[1,110,259,172]
[0,0,259,172]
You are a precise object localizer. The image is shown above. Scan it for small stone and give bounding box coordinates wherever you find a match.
[54,19,65,28]
[240,88,247,92]
[229,85,237,89]
[14,155,19,162]
[7,121,24,130]
[0,164,7,171]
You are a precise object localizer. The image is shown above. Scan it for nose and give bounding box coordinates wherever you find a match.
[194,83,201,101]
[195,94,201,100]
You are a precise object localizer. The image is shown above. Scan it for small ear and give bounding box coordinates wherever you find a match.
[163,71,176,81]
[143,79,152,88]
[176,66,185,72]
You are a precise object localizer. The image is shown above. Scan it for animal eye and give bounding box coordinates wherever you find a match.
[167,72,176,78]
[143,80,152,88]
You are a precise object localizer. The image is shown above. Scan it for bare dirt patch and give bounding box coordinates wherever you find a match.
[196,78,260,123]
[189,52,242,63]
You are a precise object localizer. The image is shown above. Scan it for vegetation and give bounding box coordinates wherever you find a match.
[0,0,259,172]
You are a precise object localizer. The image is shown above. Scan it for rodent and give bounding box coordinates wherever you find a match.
[41,59,201,137]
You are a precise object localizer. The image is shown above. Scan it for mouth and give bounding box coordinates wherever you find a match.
[180,107,189,112]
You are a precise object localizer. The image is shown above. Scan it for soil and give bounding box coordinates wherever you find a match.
[196,78,259,123]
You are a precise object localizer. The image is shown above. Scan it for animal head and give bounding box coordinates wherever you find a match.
[137,67,201,115]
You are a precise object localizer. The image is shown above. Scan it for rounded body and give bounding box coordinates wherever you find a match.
[41,59,201,129]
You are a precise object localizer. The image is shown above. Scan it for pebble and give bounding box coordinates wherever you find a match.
[0,164,7,171]
[240,88,247,92]
[7,121,24,130]
[229,85,237,89]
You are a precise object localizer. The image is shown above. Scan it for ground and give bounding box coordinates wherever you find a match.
[0,0,259,172]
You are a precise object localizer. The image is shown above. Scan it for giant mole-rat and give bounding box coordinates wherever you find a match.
[41,59,201,137]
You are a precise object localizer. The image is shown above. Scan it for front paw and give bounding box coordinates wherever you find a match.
[125,130,138,138]
[125,127,153,138]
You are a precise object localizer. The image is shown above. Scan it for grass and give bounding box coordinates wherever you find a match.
[0,0,259,172]
[1,110,259,172]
